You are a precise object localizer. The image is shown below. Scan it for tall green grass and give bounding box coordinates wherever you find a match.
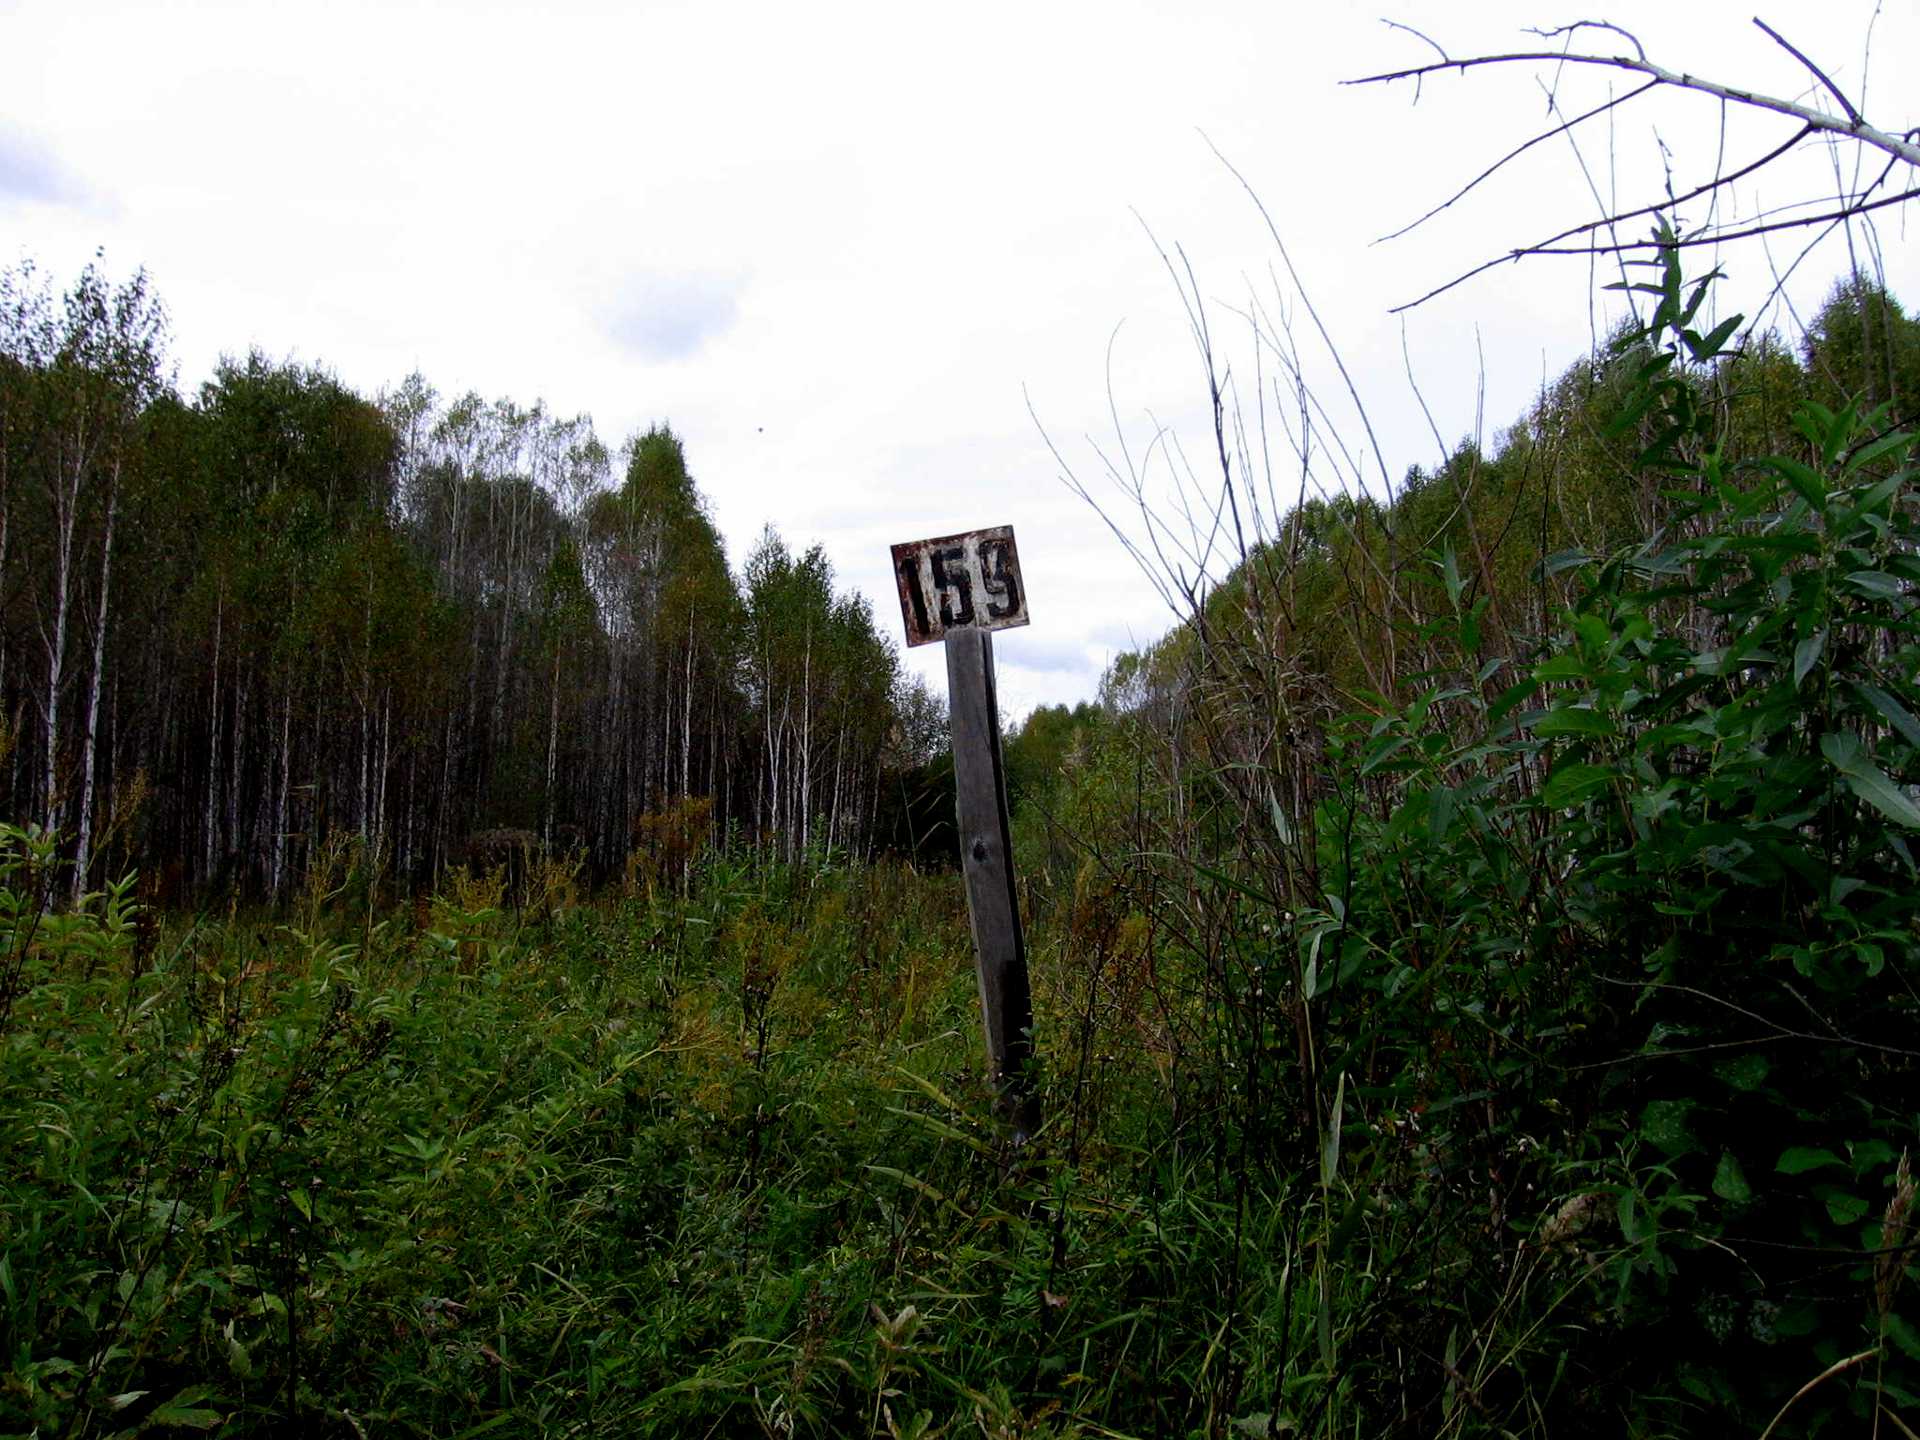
[0,837,1357,1438]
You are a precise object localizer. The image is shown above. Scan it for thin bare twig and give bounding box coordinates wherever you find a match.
[1350,14,1917,307]
[1391,173,1919,314]
[1348,49,1919,169]
[1201,135,1395,503]
[1519,186,1916,257]
[1378,19,1447,105]
[1404,119,1814,310]
[1376,79,1661,245]
[1532,20,1647,64]
[1753,18,1862,127]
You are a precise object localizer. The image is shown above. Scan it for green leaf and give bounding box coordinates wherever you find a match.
[1534,708,1616,739]
[1823,400,1861,465]
[1776,1146,1843,1175]
[1360,735,1412,776]
[1821,732,1920,828]
[891,1068,967,1116]
[1573,614,1611,652]
[1886,1312,1920,1362]
[1792,630,1825,689]
[1640,1099,1696,1157]
[1844,569,1903,599]
[1385,791,1425,845]
[1765,456,1827,510]
[1712,1152,1751,1204]
[1321,1071,1346,1188]
[1713,1053,1770,1092]
[884,1108,994,1157]
[1849,682,1920,751]
[1541,762,1615,809]
[144,1386,224,1430]
[1532,654,1589,684]
[1695,313,1743,359]
[1603,389,1657,439]
[1852,1140,1897,1176]
[223,1323,252,1380]
[1836,470,1909,528]
[1841,429,1914,477]
[1268,794,1294,846]
[1542,549,1594,577]
[1822,1188,1870,1226]
[1617,1190,1643,1243]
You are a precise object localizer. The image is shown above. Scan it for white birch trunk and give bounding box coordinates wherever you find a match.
[681,611,694,798]
[545,647,561,849]
[204,591,223,878]
[39,446,78,836]
[377,692,391,856]
[799,631,813,856]
[226,673,246,873]
[271,692,290,898]
[69,470,118,900]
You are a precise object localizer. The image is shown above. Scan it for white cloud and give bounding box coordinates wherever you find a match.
[602,270,743,364]
[0,125,95,210]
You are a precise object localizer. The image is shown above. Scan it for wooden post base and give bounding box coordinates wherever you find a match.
[943,626,1038,1141]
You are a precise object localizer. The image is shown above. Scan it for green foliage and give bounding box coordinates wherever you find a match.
[8,192,1919,1440]
[1805,275,1920,425]
[0,831,1342,1438]
[4,257,935,903]
[1017,240,1920,1435]
[7,240,1915,1434]
[1512,248,1920,1430]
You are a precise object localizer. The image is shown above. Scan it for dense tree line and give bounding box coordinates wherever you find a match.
[0,258,929,900]
[1093,274,1920,736]
[1004,265,1920,1433]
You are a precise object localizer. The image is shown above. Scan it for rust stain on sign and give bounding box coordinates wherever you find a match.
[890,525,1029,648]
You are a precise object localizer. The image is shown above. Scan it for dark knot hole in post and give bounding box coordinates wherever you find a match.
[971,838,988,862]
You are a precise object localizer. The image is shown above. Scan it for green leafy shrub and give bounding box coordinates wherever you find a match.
[1024,239,1920,1436]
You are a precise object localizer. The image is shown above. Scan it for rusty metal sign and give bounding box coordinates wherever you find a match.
[890,524,1028,648]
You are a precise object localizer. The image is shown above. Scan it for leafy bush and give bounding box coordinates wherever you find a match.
[1047,239,1920,1435]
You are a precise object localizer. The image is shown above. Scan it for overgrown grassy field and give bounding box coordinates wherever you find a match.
[5,847,1342,1439]
[6,822,1913,1437]
[6,264,1920,1438]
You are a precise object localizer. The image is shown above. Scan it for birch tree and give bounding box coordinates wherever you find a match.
[0,259,167,895]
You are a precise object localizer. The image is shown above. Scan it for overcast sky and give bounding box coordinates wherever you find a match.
[5,0,1915,719]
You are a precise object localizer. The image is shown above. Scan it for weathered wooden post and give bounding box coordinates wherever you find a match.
[890,525,1038,1140]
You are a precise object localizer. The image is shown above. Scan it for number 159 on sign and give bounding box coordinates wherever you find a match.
[890,525,1029,648]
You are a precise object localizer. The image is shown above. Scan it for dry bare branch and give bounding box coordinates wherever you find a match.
[1376,79,1662,245]
[1350,17,1918,310]
[1348,38,1919,169]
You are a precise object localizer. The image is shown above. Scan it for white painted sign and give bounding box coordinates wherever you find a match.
[889,525,1029,648]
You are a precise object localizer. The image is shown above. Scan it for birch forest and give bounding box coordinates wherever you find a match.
[0,258,927,903]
